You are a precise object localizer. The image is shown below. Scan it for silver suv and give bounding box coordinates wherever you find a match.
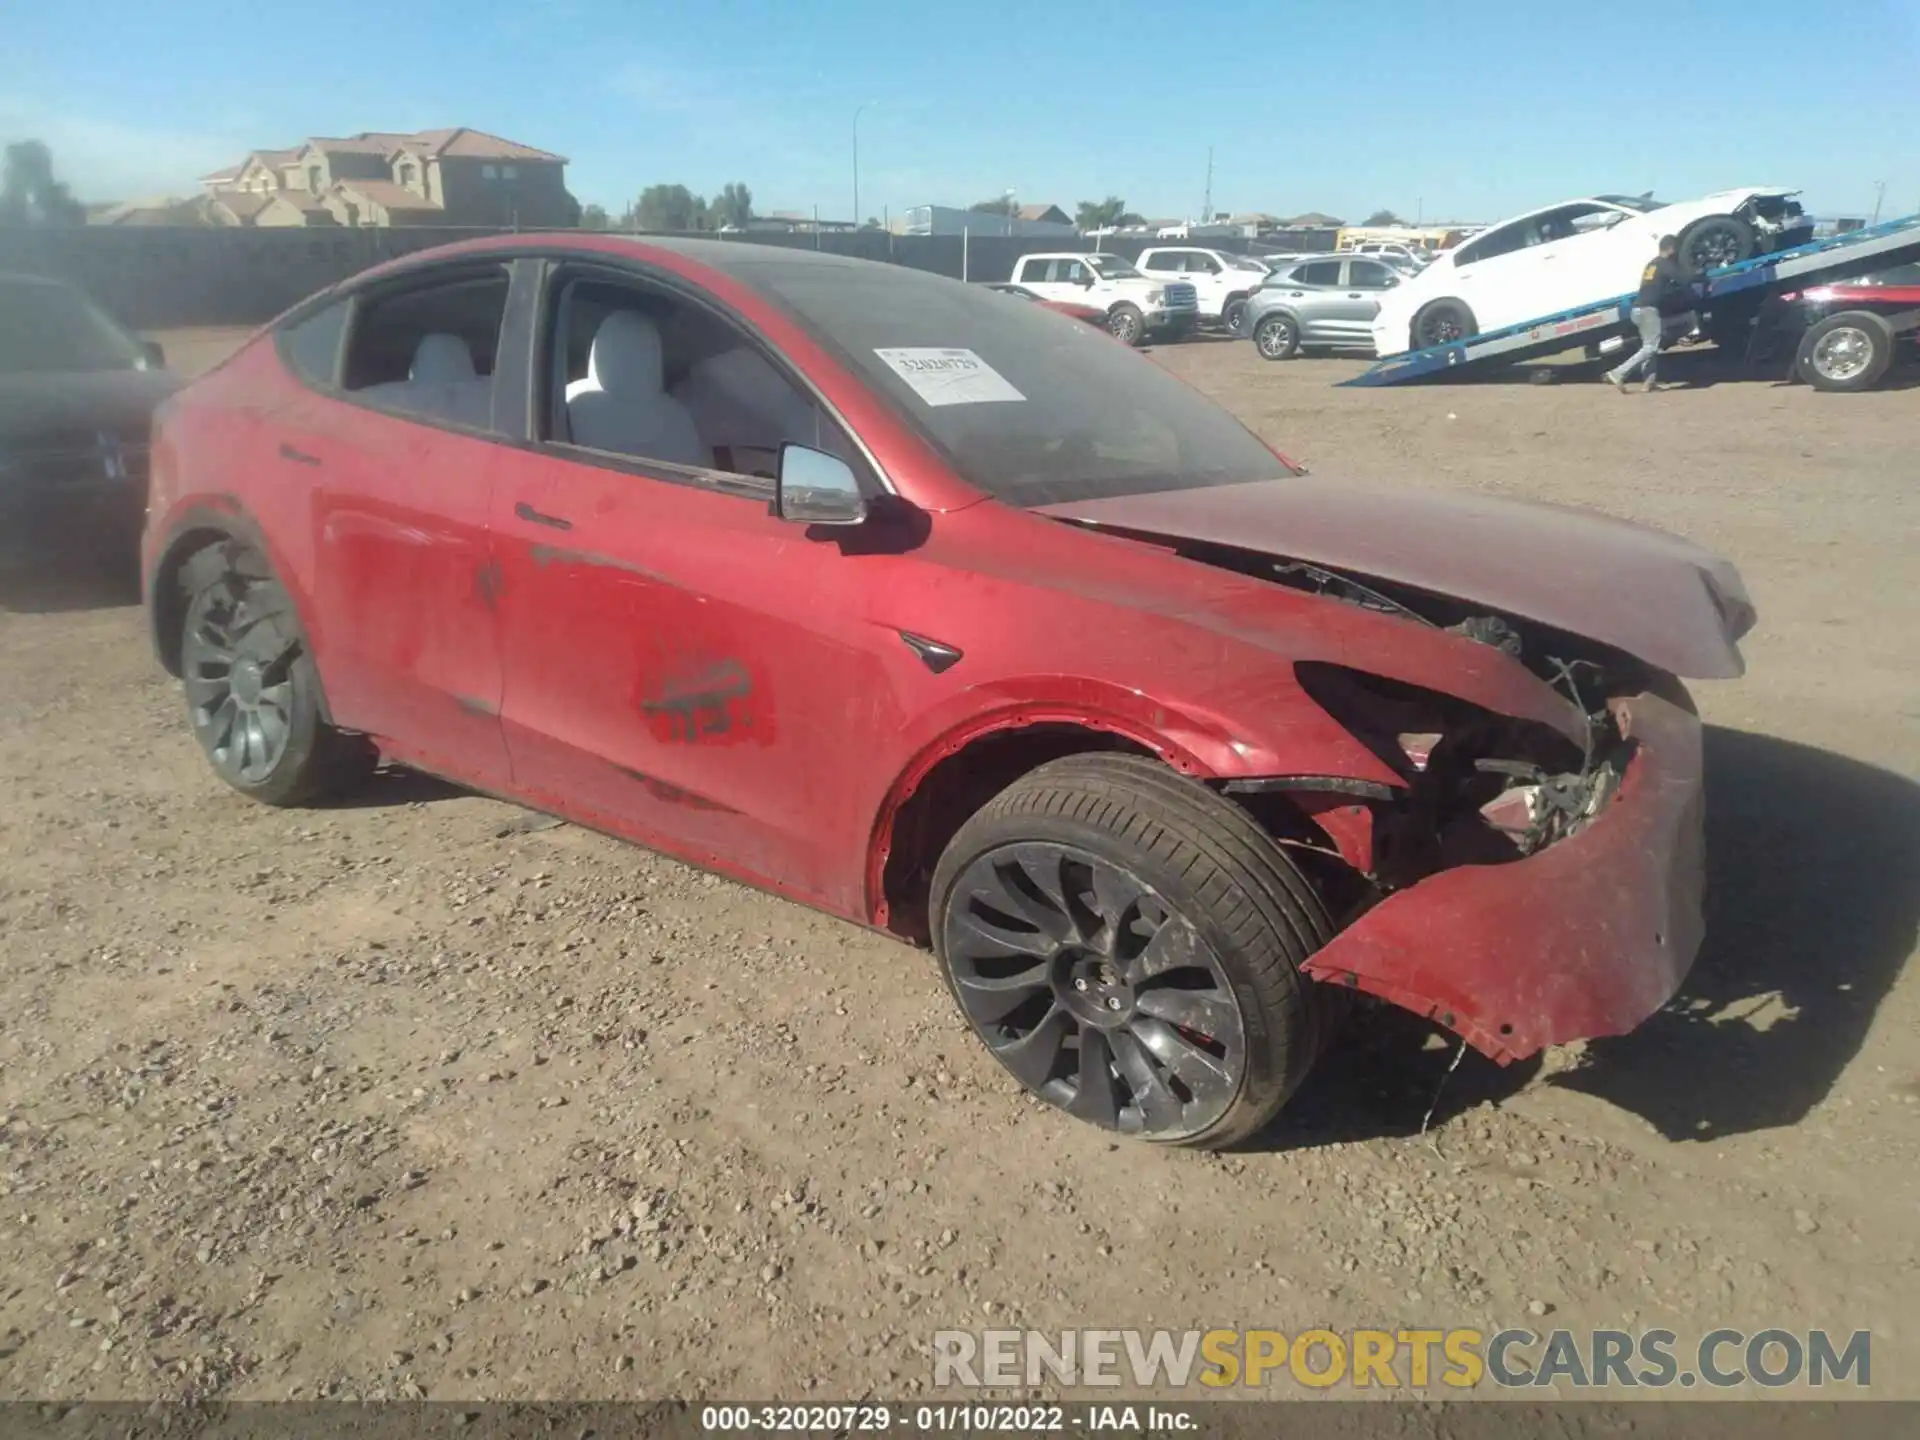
[1242,255,1404,360]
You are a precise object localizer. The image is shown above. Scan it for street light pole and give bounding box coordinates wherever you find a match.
[853,102,877,227]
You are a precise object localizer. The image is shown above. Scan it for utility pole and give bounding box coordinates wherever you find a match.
[1416,196,1424,226]
[1871,180,1886,225]
[853,102,877,230]
[1202,146,1213,223]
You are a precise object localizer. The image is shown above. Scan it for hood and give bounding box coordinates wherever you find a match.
[1702,186,1799,203]
[1036,476,1756,680]
[0,367,181,445]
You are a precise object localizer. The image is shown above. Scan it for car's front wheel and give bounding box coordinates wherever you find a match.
[1678,215,1756,273]
[1412,299,1477,350]
[178,544,376,806]
[1253,312,1298,360]
[1107,303,1146,347]
[929,753,1338,1148]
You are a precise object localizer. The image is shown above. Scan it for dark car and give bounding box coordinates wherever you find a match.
[0,273,177,569]
[1778,262,1920,391]
[145,235,1756,1148]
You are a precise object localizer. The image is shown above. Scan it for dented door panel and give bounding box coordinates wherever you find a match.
[489,454,898,905]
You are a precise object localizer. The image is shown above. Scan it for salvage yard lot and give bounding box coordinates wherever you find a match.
[1,330,1915,1400]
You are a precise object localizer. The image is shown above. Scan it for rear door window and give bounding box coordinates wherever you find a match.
[340,266,510,432]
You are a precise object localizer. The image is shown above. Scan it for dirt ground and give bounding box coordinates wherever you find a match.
[1,328,1915,1403]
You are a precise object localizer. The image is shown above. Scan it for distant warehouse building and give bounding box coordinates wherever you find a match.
[904,203,1077,237]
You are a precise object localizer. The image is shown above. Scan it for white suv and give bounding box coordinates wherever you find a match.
[1009,252,1199,346]
[1136,247,1275,333]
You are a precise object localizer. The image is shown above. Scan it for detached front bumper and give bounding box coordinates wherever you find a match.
[1301,691,1705,1063]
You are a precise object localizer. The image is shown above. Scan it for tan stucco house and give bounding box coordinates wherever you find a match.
[199,128,578,228]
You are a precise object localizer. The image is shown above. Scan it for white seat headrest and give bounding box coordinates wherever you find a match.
[411,332,477,382]
[588,311,667,394]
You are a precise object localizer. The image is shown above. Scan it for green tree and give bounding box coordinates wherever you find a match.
[0,140,86,227]
[579,202,611,231]
[629,183,709,232]
[1363,209,1404,227]
[712,182,753,229]
[1075,196,1130,229]
[969,196,1016,217]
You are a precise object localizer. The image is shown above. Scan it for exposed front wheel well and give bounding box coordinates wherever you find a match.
[150,527,240,677]
[876,724,1156,944]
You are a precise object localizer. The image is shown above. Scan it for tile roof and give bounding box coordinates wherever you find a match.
[210,191,277,220]
[402,127,566,162]
[332,179,446,215]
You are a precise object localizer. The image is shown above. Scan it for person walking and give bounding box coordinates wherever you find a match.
[1606,235,1698,392]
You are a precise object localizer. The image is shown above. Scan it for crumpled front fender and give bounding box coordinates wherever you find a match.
[1300,691,1706,1062]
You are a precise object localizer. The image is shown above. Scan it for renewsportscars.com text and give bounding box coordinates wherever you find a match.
[932,1327,1871,1391]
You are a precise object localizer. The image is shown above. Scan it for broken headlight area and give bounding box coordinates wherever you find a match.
[1252,663,1634,894]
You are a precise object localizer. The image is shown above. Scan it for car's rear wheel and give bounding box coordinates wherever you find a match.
[929,753,1338,1148]
[1222,295,1250,335]
[1678,215,1756,273]
[1795,311,1895,392]
[1107,303,1146,347]
[1253,312,1298,360]
[1412,299,1476,350]
[178,544,376,806]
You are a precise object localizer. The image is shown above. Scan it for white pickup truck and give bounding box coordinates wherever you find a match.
[1008,252,1199,346]
[1136,246,1277,334]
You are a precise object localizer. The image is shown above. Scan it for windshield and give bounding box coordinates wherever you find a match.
[0,280,149,375]
[1086,255,1143,281]
[732,258,1292,506]
[1595,194,1667,213]
[1227,256,1269,272]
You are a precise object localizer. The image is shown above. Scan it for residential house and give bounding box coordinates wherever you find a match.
[199,128,578,228]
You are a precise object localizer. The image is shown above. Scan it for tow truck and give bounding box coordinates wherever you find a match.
[1342,212,1920,389]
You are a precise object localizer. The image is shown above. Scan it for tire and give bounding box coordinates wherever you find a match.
[1222,295,1250,336]
[1794,311,1895,392]
[1107,303,1145,347]
[177,543,376,806]
[1412,299,1476,351]
[1678,215,1755,273]
[929,753,1338,1149]
[1253,312,1299,361]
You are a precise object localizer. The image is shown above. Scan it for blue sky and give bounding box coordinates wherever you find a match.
[6,0,1917,224]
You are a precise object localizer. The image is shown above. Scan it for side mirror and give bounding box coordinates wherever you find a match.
[139,339,166,369]
[777,444,867,527]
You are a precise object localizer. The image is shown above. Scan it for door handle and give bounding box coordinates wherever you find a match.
[278,442,322,466]
[514,501,572,531]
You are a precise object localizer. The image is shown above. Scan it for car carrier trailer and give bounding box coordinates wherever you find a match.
[1342,212,1920,387]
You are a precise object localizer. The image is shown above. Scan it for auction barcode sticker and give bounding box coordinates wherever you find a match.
[874,348,1026,406]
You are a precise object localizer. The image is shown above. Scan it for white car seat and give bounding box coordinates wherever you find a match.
[360,332,491,428]
[565,310,708,468]
[674,345,819,468]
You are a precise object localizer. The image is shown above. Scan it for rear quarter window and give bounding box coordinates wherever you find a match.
[276,300,349,388]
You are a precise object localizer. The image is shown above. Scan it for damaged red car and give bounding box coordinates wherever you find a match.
[144,235,1757,1148]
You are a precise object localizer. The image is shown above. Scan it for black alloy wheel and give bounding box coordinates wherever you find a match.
[941,841,1248,1137]
[177,545,375,806]
[931,753,1338,1148]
